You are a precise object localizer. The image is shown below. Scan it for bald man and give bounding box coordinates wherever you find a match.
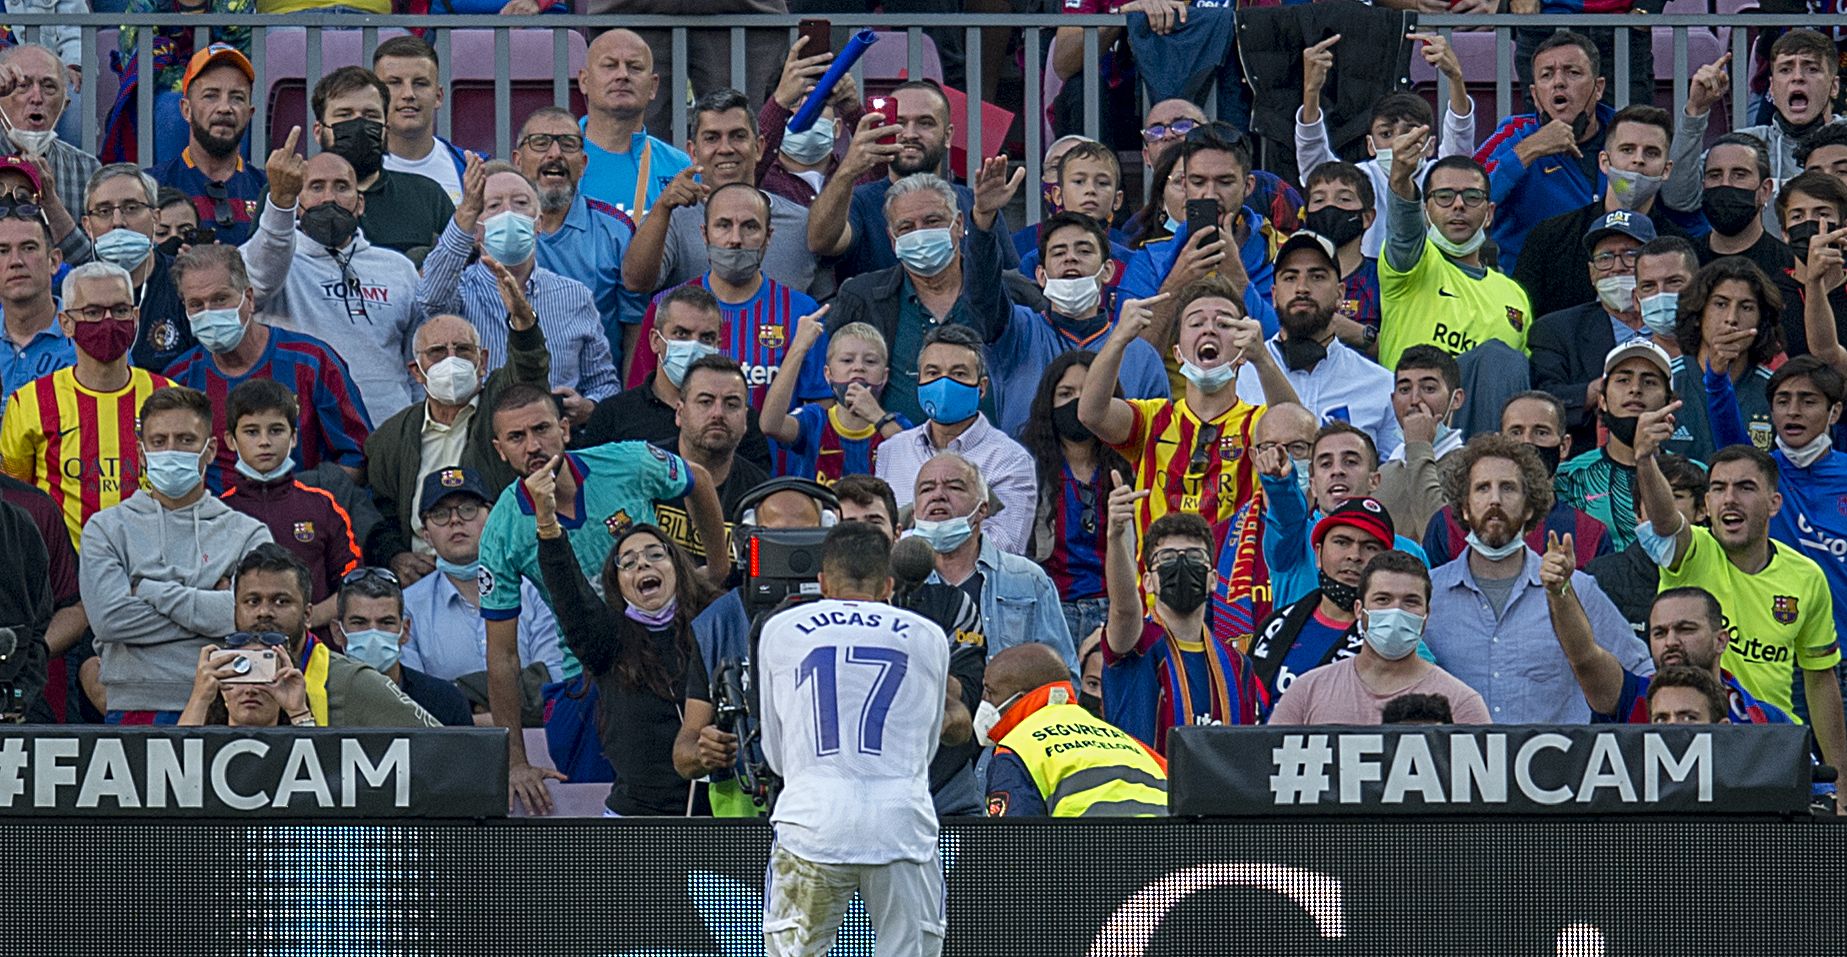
[581,8,789,147]
[575,29,694,218]
[244,141,425,421]
[981,643,1168,818]
[362,302,553,586]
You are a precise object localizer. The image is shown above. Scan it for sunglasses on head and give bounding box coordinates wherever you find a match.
[342,566,401,588]
[203,181,233,228]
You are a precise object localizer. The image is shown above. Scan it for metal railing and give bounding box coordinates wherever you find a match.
[0,11,1837,226]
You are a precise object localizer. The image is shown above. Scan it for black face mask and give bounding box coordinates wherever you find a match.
[1279,335,1329,372]
[329,117,385,181]
[1701,186,1761,237]
[1052,399,1093,443]
[1077,691,1104,719]
[1529,441,1563,476]
[300,200,359,250]
[1317,570,1358,610]
[1601,409,1640,448]
[1154,551,1210,615]
[1788,219,1823,262]
[1570,109,1592,141]
[1303,205,1365,249]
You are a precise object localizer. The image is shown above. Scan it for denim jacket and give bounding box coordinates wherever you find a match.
[931,534,1077,676]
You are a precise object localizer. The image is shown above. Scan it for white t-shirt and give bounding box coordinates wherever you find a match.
[758,598,948,865]
[386,142,464,205]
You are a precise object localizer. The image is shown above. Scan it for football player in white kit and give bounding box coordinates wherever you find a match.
[757,522,952,957]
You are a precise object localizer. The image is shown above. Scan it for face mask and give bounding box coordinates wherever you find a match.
[973,693,1023,747]
[1605,167,1664,210]
[482,210,537,266]
[911,503,979,554]
[144,447,206,498]
[894,226,956,276]
[1077,690,1104,718]
[1304,205,1366,248]
[918,375,980,425]
[1426,222,1486,258]
[1778,433,1834,469]
[831,378,885,405]
[1530,442,1563,477]
[436,555,482,581]
[329,117,385,181]
[1601,409,1640,448]
[2,102,58,155]
[1292,458,1314,499]
[781,119,837,166]
[1638,292,1679,338]
[1162,214,1182,234]
[1318,569,1358,610]
[189,306,248,353]
[1464,529,1526,561]
[1595,274,1637,314]
[661,337,719,388]
[1362,607,1425,660]
[300,201,359,250]
[1700,186,1760,237]
[1179,360,1237,394]
[1042,270,1104,317]
[1154,550,1210,615]
[1279,336,1328,372]
[1788,220,1823,262]
[707,244,765,285]
[423,355,481,406]
[340,627,403,673]
[94,228,153,269]
[71,316,137,364]
[233,452,292,484]
[624,595,680,628]
[1052,399,1093,443]
[1371,146,1394,171]
[1635,518,1682,567]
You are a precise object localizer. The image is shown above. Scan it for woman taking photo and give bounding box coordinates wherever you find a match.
[178,640,315,728]
[525,457,717,817]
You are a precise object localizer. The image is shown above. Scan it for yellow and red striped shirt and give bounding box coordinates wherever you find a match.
[0,366,173,549]
[1112,397,1265,550]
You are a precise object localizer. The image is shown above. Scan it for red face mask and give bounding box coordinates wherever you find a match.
[71,315,137,364]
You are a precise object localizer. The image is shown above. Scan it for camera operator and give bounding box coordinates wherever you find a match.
[0,496,51,719]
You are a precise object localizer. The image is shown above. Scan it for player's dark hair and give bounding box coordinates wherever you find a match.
[1395,344,1462,393]
[1656,453,1707,499]
[1676,256,1783,369]
[1607,104,1673,146]
[1636,235,1699,276]
[1795,120,1847,167]
[1305,159,1375,211]
[139,385,214,434]
[1709,443,1780,487]
[311,65,388,124]
[1035,210,1112,265]
[1128,147,1185,247]
[235,541,312,606]
[336,569,404,621]
[1421,154,1489,195]
[490,382,560,431]
[1710,131,1772,182]
[1142,512,1214,563]
[833,475,900,529]
[683,353,748,395]
[1776,169,1847,229]
[1500,389,1568,435]
[1370,91,1433,132]
[691,87,752,136]
[1645,665,1729,722]
[1311,420,1379,473]
[821,522,894,590]
[1770,355,1847,407]
[1533,29,1600,76]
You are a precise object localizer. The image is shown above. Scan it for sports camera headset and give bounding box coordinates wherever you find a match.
[732,477,840,528]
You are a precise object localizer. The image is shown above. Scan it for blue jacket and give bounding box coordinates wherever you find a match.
[1116,210,1279,336]
[1259,470,1428,609]
[1474,101,1615,272]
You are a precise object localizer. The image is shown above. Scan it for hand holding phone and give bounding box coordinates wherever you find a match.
[798,18,831,57]
[867,95,901,146]
[1185,198,1222,247]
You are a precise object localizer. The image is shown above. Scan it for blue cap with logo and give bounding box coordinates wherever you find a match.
[1582,208,1657,254]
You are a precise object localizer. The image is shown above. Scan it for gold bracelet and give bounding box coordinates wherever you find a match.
[535,521,562,538]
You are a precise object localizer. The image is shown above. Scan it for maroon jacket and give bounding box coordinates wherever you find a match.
[221,477,360,603]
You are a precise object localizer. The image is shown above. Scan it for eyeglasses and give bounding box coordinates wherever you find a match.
[424,501,482,527]
[1590,249,1640,270]
[341,566,401,588]
[1427,188,1489,209]
[224,630,289,648]
[1148,546,1210,567]
[1256,439,1313,460]
[67,303,138,322]
[86,200,152,221]
[519,133,584,153]
[203,181,233,228]
[1188,422,1223,475]
[1073,478,1099,536]
[615,545,671,571]
[1141,118,1199,143]
[419,341,480,363]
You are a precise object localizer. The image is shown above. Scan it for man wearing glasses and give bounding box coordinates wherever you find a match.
[149,44,265,247]
[79,163,197,372]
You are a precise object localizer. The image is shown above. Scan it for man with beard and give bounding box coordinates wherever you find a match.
[1685,135,1789,278]
[808,79,1018,281]
[372,36,471,205]
[1555,340,1676,552]
[1237,231,1397,457]
[1472,32,1617,272]
[621,89,820,302]
[1247,497,1395,700]
[1666,30,1843,239]
[513,106,645,373]
[309,67,453,259]
[151,44,265,247]
[1420,433,1648,722]
[574,29,692,220]
[652,355,768,563]
[1529,211,1658,454]
[476,382,727,813]
[0,44,98,266]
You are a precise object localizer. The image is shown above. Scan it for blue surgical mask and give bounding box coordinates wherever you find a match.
[1362,607,1424,660]
[1291,457,1313,499]
[1465,530,1526,561]
[436,555,482,581]
[917,375,980,425]
[894,226,956,276]
[1638,291,1679,338]
[189,306,248,353]
[661,337,719,388]
[910,502,981,554]
[233,453,292,484]
[1179,360,1236,394]
[341,627,403,673]
[482,210,537,266]
[1635,518,1683,567]
[781,119,836,166]
[144,448,206,498]
[94,227,153,269]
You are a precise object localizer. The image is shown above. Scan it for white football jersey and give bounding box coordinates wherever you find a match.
[759,598,950,866]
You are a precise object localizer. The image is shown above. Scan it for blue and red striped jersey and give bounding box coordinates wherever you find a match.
[1597,669,1792,725]
[1044,463,1108,602]
[627,273,830,408]
[775,404,905,484]
[1341,256,1381,333]
[147,148,268,248]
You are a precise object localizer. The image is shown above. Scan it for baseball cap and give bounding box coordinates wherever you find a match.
[182,42,256,95]
[1312,497,1395,550]
[1602,338,1672,380]
[1276,230,1339,269]
[1582,208,1657,254]
[418,466,491,516]
[0,156,43,196]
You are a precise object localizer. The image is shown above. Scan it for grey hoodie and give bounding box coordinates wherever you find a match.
[79,491,273,712]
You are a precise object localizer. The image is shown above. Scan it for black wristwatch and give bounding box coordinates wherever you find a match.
[875,412,899,430]
[1360,325,1379,347]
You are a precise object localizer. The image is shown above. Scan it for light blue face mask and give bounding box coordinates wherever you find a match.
[661,337,720,388]
[1291,457,1313,499]
[1362,607,1425,660]
[436,555,483,581]
[341,627,403,673]
[894,225,956,276]
[482,209,537,265]
[1163,214,1182,234]
[189,306,248,353]
[144,448,205,498]
[1465,529,1526,561]
[917,375,980,425]
[1179,360,1237,394]
[910,503,980,554]
[94,227,153,269]
[1635,518,1683,568]
[781,118,837,166]
[233,453,292,484]
[1638,291,1679,338]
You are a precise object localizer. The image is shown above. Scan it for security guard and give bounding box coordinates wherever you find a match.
[979,644,1168,817]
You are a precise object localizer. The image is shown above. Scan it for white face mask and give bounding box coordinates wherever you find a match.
[1042,267,1105,317]
[0,102,60,155]
[1778,433,1834,469]
[423,355,481,406]
[1595,274,1637,314]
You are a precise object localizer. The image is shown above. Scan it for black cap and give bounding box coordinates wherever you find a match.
[418,466,491,515]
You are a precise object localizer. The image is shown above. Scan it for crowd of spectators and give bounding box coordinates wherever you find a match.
[0,3,1842,819]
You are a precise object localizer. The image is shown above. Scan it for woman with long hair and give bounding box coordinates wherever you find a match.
[1021,350,1132,644]
[527,463,717,816]
[178,643,314,728]
[1669,255,1785,462]
[1126,148,1186,249]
